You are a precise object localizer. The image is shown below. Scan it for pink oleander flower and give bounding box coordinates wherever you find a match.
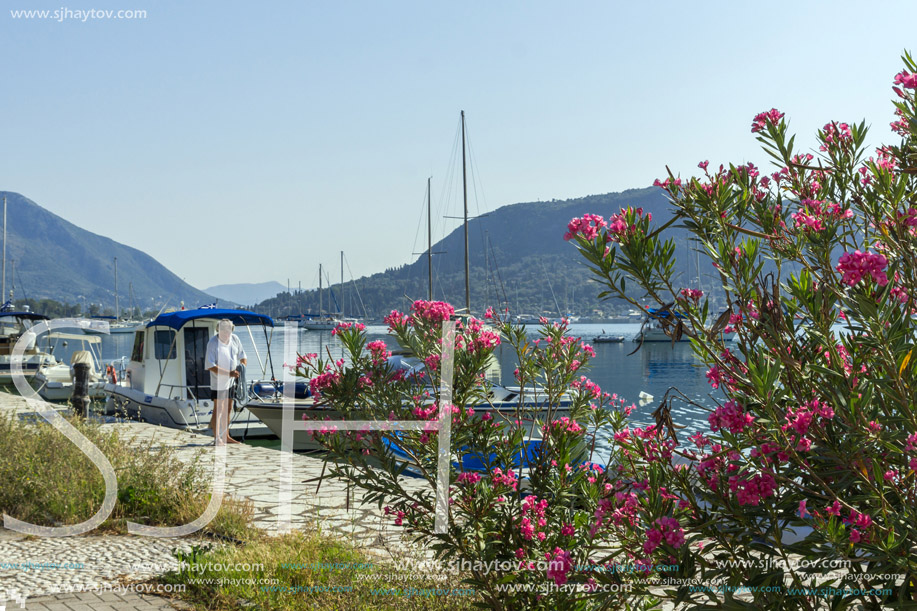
[894,70,917,89]
[728,471,776,506]
[455,472,482,485]
[469,329,501,353]
[706,365,723,389]
[791,199,852,233]
[365,339,390,365]
[826,501,842,517]
[836,250,888,287]
[564,213,607,241]
[680,288,703,301]
[849,529,862,544]
[561,523,575,536]
[708,401,754,434]
[820,122,853,151]
[383,310,409,328]
[653,177,682,190]
[545,548,573,586]
[643,517,685,555]
[308,370,341,398]
[410,300,455,323]
[491,467,519,491]
[905,432,917,453]
[751,108,784,133]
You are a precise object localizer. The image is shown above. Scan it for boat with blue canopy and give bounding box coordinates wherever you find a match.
[102,307,279,439]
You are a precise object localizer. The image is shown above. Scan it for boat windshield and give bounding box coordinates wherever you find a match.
[0,317,28,337]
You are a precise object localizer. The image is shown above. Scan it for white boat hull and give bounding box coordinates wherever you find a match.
[35,366,107,402]
[246,395,573,452]
[0,355,52,384]
[634,328,690,342]
[103,383,274,439]
[301,321,338,331]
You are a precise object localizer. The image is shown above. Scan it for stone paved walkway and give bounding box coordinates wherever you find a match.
[0,391,432,609]
[4,591,191,610]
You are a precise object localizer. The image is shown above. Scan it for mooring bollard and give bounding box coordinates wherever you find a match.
[70,351,93,417]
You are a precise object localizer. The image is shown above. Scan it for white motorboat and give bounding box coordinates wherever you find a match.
[300,316,340,331]
[81,316,143,335]
[592,333,625,343]
[34,333,107,402]
[633,307,691,343]
[102,307,278,440]
[0,310,59,384]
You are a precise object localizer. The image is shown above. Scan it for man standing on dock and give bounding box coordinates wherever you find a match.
[205,318,247,444]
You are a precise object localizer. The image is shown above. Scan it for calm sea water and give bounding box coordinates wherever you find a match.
[70,323,720,458]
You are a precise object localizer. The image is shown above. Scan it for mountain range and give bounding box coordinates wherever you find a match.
[204,281,286,306]
[3,187,713,320]
[257,187,710,319]
[0,191,215,312]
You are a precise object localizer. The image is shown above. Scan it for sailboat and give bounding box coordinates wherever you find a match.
[0,196,60,383]
[82,259,142,334]
[301,263,340,330]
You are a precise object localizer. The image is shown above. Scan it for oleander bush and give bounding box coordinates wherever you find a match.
[295,53,917,611]
[563,52,917,609]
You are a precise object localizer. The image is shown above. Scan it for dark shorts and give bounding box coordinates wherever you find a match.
[211,389,233,401]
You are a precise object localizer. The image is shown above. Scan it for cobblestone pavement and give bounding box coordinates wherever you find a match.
[0,391,430,609]
[3,591,191,610]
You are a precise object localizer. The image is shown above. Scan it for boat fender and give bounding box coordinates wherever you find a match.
[106,365,118,384]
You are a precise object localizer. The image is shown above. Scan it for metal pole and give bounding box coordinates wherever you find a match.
[427,177,433,301]
[2,196,6,305]
[114,257,119,320]
[461,111,470,314]
[340,251,344,318]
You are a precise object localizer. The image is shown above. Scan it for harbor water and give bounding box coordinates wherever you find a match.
[52,322,721,460]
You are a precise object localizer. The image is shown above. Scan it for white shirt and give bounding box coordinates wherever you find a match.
[205,333,246,391]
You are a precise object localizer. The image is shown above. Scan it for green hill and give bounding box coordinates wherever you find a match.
[0,191,215,312]
[258,187,709,320]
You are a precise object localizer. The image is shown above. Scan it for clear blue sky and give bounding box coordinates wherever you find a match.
[1,0,913,290]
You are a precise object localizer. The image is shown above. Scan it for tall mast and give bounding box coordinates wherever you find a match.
[427,177,433,301]
[340,251,344,318]
[319,263,323,317]
[461,110,470,314]
[2,196,6,305]
[114,257,119,320]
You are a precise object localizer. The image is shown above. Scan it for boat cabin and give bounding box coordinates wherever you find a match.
[125,308,274,401]
[0,311,49,355]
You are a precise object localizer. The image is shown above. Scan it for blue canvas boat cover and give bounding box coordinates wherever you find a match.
[148,308,274,330]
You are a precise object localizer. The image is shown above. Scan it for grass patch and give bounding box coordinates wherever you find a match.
[0,411,254,539]
[157,530,480,610]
